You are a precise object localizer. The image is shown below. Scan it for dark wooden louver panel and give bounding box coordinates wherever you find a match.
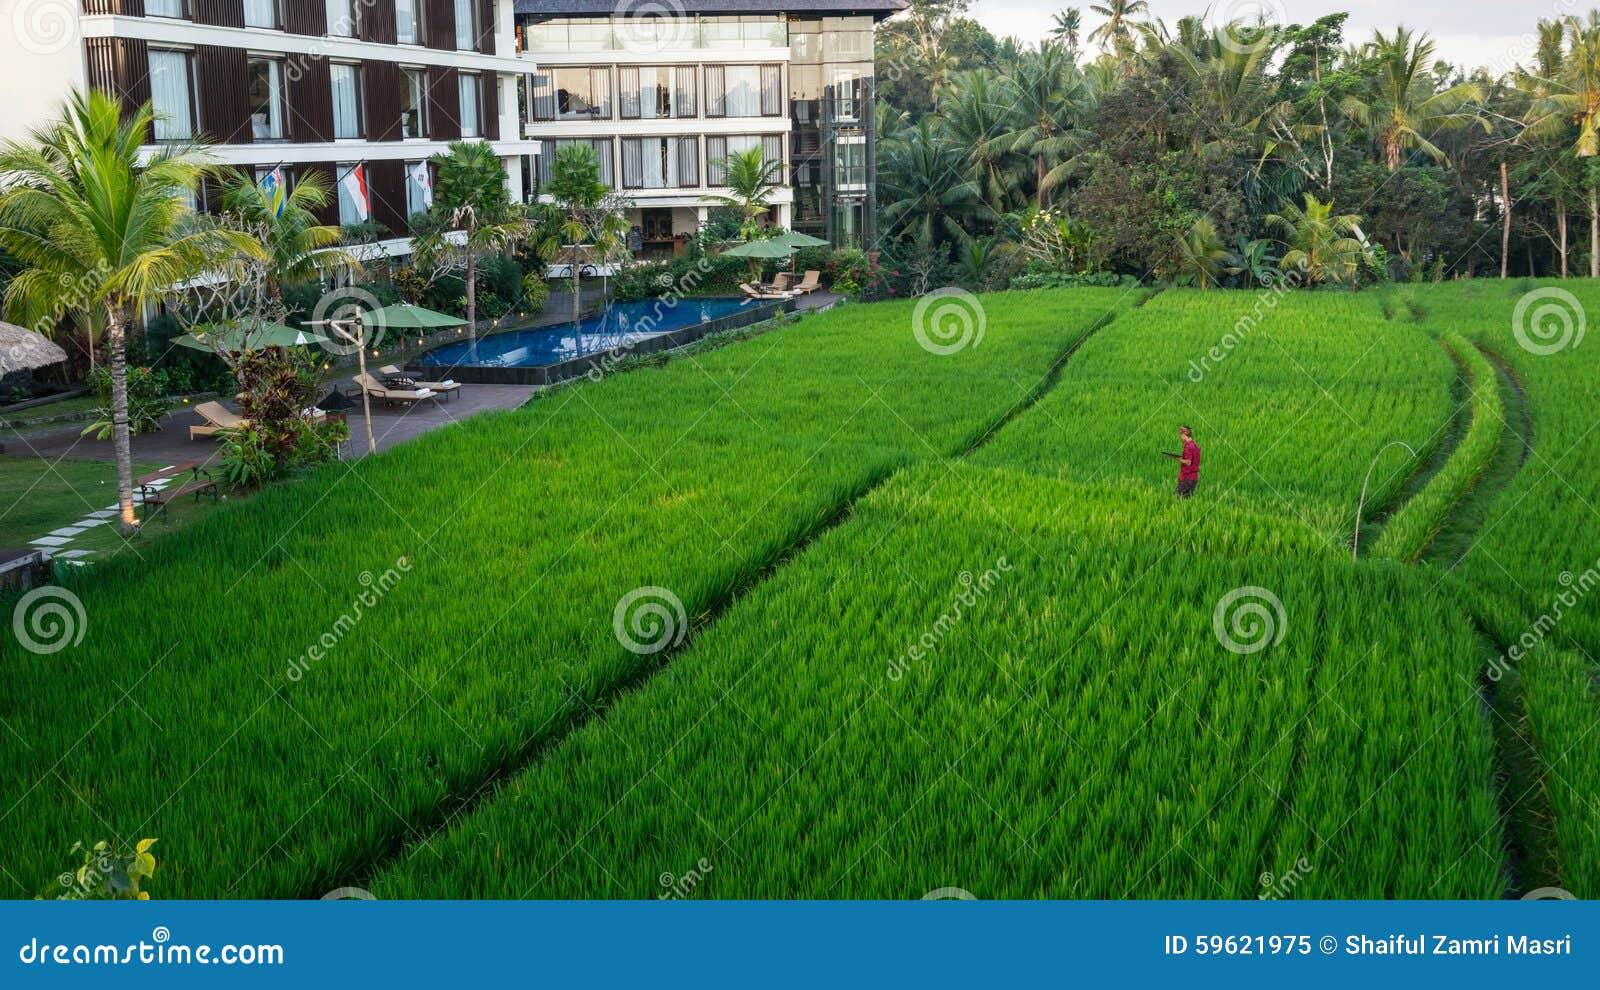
[192,0,245,27]
[288,56,334,143]
[283,0,327,35]
[424,0,455,51]
[300,163,340,226]
[478,0,494,53]
[196,45,253,145]
[483,72,499,140]
[366,159,408,238]
[82,0,146,14]
[83,37,152,127]
[427,65,461,141]
[361,0,397,45]
[364,61,403,142]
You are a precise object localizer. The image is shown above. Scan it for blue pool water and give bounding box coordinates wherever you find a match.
[418,298,756,368]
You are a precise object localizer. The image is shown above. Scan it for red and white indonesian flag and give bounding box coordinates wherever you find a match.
[341,164,371,222]
[410,161,433,210]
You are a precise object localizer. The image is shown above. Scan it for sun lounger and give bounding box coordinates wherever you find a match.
[354,372,436,406]
[793,270,822,294]
[740,282,793,301]
[189,400,248,440]
[379,366,461,401]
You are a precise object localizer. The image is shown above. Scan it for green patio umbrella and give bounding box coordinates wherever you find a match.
[175,321,330,353]
[770,229,828,273]
[721,239,798,282]
[360,303,467,332]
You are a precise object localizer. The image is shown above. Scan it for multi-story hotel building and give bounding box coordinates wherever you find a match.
[0,0,536,257]
[515,1,904,254]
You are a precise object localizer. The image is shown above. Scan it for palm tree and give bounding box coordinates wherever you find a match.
[1088,0,1150,54]
[1003,42,1092,206]
[413,140,531,345]
[221,168,350,307]
[1341,27,1487,170]
[1525,13,1600,275]
[1266,193,1370,286]
[0,90,254,533]
[1174,216,1233,288]
[706,146,785,240]
[877,120,991,246]
[542,143,628,323]
[1051,8,1083,54]
[943,70,1025,214]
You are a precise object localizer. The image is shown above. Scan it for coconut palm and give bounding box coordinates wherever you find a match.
[221,168,353,307]
[878,120,991,246]
[542,143,629,323]
[0,90,255,533]
[1524,13,1600,275]
[707,146,786,240]
[943,70,1026,214]
[1174,216,1233,289]
[1341,27,1487,170]
[1088,0,1149,54]
[1051,8,1083,53]
[412,140,532,345]
[1003,42,1093,206]
[1266,193,1369,286]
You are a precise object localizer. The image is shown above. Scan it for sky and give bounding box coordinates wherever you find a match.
[965,0,1576,74]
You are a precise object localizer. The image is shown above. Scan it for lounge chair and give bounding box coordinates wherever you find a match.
[379,365,461,402]
[189,400,248,440]
[354,372,436,406]
[768,272,795,293]
[740,282,793,301]
[793,270,822,294]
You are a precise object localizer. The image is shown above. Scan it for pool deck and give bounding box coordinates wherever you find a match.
[4,383,539,468]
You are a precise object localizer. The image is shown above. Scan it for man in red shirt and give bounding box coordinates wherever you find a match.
[1165,425,1201,498]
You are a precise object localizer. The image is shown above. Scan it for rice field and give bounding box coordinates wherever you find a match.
[5,281,1598,900]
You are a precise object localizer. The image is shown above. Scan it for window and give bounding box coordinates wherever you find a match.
[834,136,866,188]
[406,162,432,218]
[330,63,364,139]
[830,72,862,122]
[454,0,476,50]
[705,134,781,186]
[400,67,428,138]
[148,49,196,141]
[243,0,278,29]
[459,72,481,138]
[247,57,286,141]
[146,0,186,18]
[536,138,613,187]
[335,163,365,226]
[832,197,865,247]
[324,0,356,36]
[396,0,421,44]
[618,66,695,120]
[620,137,696,189]
[530,67,611,121]
[704,64,780,118]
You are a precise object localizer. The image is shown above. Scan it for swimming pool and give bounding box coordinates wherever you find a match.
[418,298,754,369]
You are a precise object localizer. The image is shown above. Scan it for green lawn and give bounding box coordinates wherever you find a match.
[0,455,156,548]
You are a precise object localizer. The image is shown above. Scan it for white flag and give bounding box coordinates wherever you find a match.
[410,161,433,210]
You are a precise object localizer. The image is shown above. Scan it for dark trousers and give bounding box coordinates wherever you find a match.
[1175,478,1198,498]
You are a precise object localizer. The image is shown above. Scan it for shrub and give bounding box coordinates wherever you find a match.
[520,273,551,315]
[49,839,158,900]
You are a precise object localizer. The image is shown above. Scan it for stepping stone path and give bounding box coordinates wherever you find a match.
[26,465,179,566]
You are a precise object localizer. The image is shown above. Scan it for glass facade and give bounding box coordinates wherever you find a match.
[522,15,786,53]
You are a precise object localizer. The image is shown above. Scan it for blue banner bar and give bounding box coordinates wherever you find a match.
[3,900,1592,986]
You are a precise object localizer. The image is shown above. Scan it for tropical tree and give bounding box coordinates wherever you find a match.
[413,140,531,345]
[542,143,629,323]
[1525,12,1600,275]
[0,90,256,532]
[1003,42,1092,206]
[1341,27,1487,170]
[706,146,785,240]
[1051,8,1082,53]
[221,168,350,306]
[943,70,1025,213]
[1173,216,1233,288]
[1266,193,1369,285]
[1088,0,1149,54]
[878,119,991,245]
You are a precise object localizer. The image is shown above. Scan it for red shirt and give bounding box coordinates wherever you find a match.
[1179,440,1201,481]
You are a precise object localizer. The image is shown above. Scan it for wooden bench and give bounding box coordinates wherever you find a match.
[137,461,219,524]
